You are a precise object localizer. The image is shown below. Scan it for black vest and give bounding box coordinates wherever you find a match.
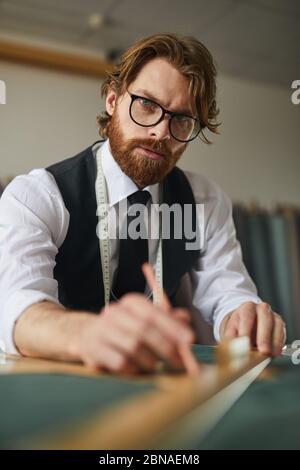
[47,142,201,312]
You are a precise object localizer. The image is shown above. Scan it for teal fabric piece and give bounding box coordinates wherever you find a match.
[0,345,211,449]
[232,205,253,275]
[193,348,300,450]
[233,207,300,342]
[247,213,279,312]
[268,214,296,342]
[0,373,154,449]
[192,344,214,364]
[1,346,299,450]
[285,212,300,338]
[198,366,300,449]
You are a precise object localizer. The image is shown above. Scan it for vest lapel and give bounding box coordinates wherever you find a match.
[48,143,105,311]
[162,168,201,301]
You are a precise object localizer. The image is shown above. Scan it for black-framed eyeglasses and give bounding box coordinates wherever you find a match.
[128,91,202,143]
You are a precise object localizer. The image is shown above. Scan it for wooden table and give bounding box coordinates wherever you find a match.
[0,345,271,449]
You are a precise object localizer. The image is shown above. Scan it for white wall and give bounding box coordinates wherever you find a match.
[0,60,102,173]
[180,75,300,207]
[1,59,299,206]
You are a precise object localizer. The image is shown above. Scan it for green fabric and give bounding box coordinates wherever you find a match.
[1,346,299,450]
[0,373,154,449]
[285,212,300,338]
[268,214,296,341]
[0,346,212,449]
[232,205,253,275]
[247,213,279,311]
[199,371,300,449]
[192,344,214,364]
[197,351,300,450]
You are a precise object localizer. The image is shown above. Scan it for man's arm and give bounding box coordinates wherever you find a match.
[0,172,194,373]
[13,297,194,374]
[13,301,90,361]
[0,170,68,355]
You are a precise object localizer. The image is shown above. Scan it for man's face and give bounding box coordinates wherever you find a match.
[106,58,195,188]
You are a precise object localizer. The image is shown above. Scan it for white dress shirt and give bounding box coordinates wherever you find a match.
[0,140,261,354]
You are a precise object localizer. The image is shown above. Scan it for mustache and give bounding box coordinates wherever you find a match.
[128,138,172,157]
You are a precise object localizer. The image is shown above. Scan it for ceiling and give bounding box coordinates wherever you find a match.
[0,0,299,87]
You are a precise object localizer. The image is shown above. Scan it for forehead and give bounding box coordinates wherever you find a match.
[130,57,194,113]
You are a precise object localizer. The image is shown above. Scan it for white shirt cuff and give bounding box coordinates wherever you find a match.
[1,289,60,355]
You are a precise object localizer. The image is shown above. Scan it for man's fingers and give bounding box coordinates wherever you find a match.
[256,303,274,355]
[101,304,162,371]
[223,321,239,340]
[120,294,194,343]
[272,314,285,356]
[103,298,188,370]
[119,294,193,369]
[237,304,257,342]
[83,341,136,374]
[141,323,184,369]
[220,302,285,358]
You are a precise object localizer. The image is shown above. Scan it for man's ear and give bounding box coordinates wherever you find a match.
[106,88,117,116]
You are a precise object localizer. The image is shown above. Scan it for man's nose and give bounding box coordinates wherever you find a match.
[148,115,171,141]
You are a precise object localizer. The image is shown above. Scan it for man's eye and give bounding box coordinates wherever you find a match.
[175,115,189,122]
[138,98,154,107]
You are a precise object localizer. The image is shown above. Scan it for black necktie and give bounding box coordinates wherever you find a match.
[112,190,151,299]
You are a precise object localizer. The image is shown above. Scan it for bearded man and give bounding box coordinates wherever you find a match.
[0,33,285,374]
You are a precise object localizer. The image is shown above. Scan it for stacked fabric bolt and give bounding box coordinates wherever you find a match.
[233,204,300,342]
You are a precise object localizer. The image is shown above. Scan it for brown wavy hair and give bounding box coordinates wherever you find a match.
[97,33,220,144]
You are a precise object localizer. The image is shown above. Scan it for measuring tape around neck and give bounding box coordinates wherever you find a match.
[95,147,163,306]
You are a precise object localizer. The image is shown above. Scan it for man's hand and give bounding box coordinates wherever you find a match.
[220,301,286,356]
[70,293,195,375]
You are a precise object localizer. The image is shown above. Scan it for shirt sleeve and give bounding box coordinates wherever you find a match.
[0,169,69,354]
[184,171,262,342]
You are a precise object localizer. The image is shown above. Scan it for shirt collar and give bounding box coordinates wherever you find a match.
[93,139,160,210]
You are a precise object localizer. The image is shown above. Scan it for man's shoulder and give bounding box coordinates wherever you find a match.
[179,169,233,238]
[2,168,60,202]
[46,142,100,177]
[179,168,228,203]
[0,167,69,245]
[3,141,101,197]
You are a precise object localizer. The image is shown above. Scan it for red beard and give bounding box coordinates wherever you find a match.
[107,113,186,188]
